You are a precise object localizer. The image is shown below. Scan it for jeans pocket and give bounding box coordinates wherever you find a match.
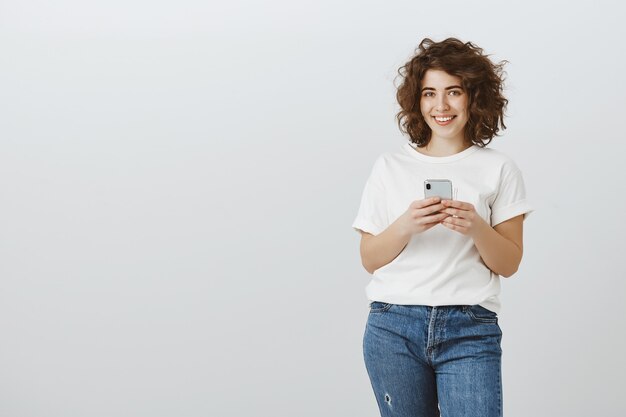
[369,301,393,313]
[464,304,498,324]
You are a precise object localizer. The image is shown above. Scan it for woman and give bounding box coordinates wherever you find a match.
[351,37,534,417]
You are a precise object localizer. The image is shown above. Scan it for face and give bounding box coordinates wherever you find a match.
[419,69,469,145]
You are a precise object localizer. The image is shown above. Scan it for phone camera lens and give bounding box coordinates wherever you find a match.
[426,184,431,190]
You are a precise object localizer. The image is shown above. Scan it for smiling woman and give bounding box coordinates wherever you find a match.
[352,36,534,417]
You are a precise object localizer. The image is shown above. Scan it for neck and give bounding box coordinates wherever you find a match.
[416,137,472,157]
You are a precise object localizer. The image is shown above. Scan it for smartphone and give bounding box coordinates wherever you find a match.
[424,179,453,200]
[424,179,453,217]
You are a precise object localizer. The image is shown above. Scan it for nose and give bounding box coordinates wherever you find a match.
[436,95,449,111]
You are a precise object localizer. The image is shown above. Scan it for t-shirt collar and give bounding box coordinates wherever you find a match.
[403,142,480,163]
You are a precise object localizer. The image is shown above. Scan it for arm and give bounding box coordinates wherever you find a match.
[471,214,524,278]
[359,220,411,274]
[440,199,525,278]
[358,197,448,274]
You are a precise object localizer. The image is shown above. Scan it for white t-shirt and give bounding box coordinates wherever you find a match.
[352,142,534,314]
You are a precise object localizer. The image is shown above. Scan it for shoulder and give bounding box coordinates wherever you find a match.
[370,149,402,173]
[363,147,410,190]
[473,146,523,174]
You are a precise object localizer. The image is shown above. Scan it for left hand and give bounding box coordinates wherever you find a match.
[439,199,489,238]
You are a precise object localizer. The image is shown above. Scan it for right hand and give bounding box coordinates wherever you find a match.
[395,197,451,236]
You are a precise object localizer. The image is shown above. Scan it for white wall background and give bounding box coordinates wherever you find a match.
[1,0,624,416]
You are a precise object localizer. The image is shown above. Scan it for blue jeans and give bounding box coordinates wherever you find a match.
[363,303,503,417]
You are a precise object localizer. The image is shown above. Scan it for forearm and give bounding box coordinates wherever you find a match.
[472,222,522,278]
[361,220,411,274]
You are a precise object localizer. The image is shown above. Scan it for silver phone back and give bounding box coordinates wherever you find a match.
[424,179,453,200]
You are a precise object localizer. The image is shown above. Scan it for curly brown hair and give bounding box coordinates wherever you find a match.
[395,37,509,147]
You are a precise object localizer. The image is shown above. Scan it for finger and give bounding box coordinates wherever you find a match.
[416,197,441,208]
[442,200,472,210]
[441,221,455,230]
[428,203,446,214]
[441,221,464,233]
[416,202,444,216]
[442,216,470,228]
[442,207,466,219]
[423,212,449,224]
[441,219,468,232]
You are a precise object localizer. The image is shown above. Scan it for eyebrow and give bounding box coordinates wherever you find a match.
[421,85,463,91]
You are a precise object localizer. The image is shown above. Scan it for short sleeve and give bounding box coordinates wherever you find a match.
[351,156,389,236]
[490,161,534,227]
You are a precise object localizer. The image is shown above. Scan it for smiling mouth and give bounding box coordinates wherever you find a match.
[432,115,456,125]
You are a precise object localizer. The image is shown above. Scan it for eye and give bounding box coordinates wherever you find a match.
[449,90,462,96]
[423,92,434,97]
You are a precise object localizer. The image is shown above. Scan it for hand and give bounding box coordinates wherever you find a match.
[395,197,451,236]
[439,199,488,238]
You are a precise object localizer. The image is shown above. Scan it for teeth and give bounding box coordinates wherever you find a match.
[435,116,454,122]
